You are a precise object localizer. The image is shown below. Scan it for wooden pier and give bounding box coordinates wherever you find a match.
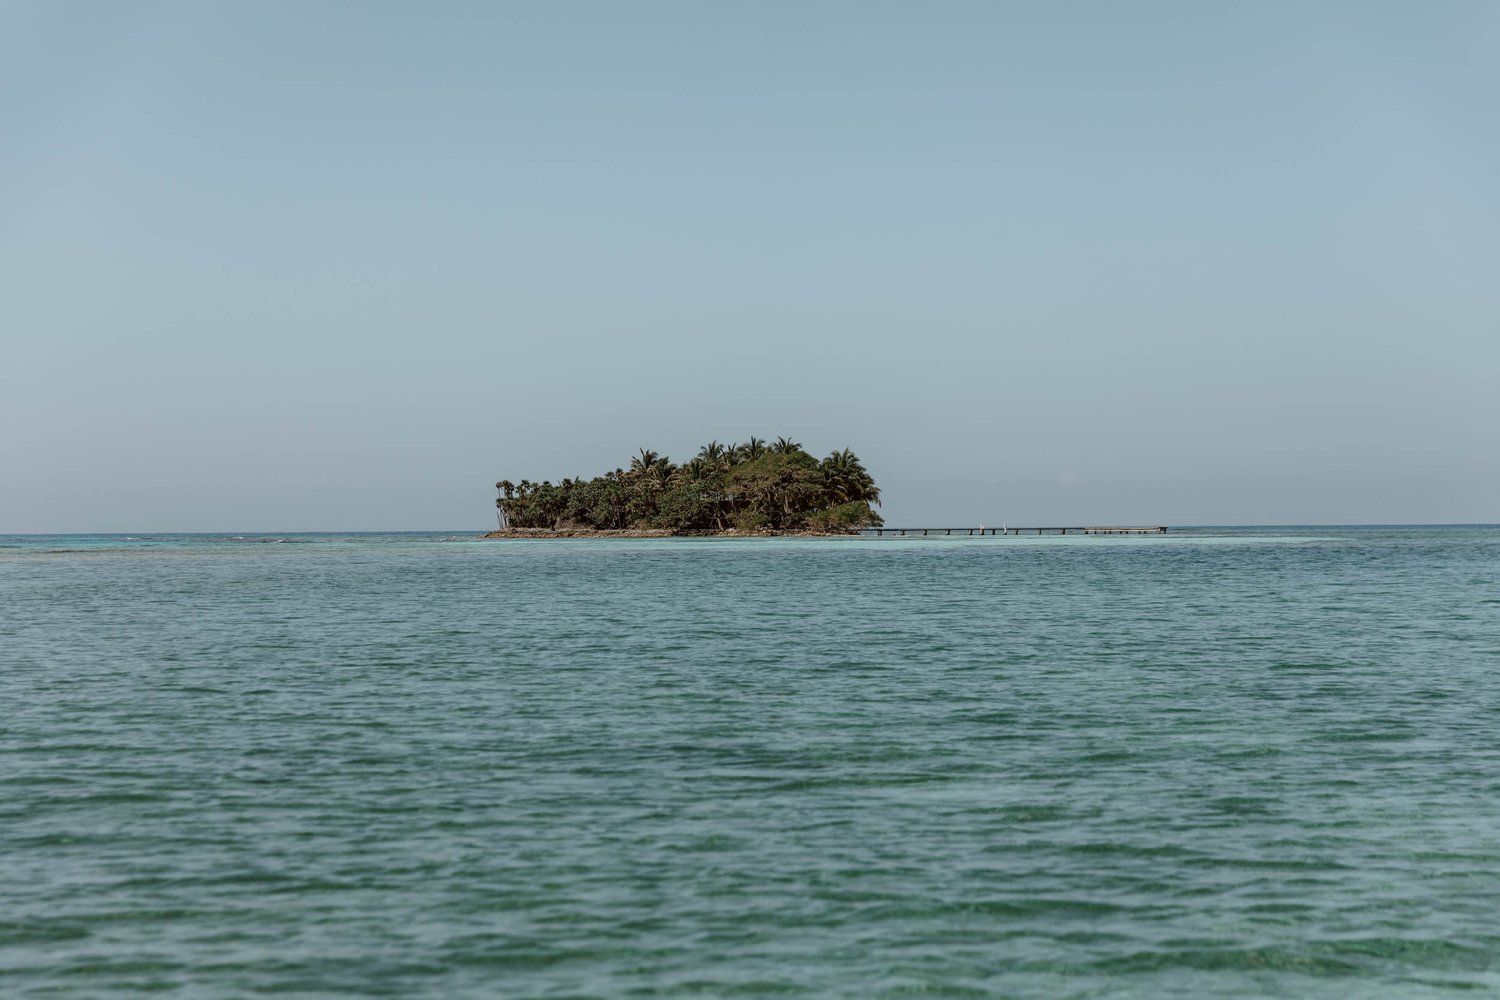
[861,526,1168,537]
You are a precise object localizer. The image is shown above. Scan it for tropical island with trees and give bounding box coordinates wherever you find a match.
[488,437,883,536]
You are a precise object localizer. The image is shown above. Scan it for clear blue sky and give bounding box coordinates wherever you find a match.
[3,1,1496,531]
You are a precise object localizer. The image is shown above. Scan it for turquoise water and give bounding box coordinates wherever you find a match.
[3,526,1498,998]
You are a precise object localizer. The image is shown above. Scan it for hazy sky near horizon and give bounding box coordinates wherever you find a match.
[3,1,1497,531]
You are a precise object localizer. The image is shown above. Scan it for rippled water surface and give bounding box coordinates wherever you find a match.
[3,527,1499,998]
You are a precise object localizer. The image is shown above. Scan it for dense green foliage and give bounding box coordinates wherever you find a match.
[496,438,882,532]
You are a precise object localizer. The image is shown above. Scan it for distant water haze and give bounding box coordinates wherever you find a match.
[2,2,1497,531]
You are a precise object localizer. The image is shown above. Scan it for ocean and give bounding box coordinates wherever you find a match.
[3,526,1498,997]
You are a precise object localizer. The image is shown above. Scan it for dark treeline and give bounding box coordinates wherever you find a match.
[496,437,882,532]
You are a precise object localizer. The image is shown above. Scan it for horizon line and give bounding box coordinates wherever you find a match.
[4,522,1499,536]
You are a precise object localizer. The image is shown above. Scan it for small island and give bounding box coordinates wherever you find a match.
[488,437,883,537]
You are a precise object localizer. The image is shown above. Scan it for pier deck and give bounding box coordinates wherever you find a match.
[861,526,1168,537]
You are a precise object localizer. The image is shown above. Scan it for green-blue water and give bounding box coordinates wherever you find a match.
[3,527,1498,998]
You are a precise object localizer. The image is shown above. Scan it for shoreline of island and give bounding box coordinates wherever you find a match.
[480,527,863,539]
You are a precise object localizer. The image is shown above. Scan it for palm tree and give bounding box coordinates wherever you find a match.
[820,451,849,501]
[696,441,728,465]
[737,436,767,461]
[820,449,879,505]
[771,436,802,455]
[647,458,675,488]
[630,448,661,475]
[676,457,711,483]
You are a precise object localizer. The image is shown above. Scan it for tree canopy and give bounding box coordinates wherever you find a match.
[496,438,882,533]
